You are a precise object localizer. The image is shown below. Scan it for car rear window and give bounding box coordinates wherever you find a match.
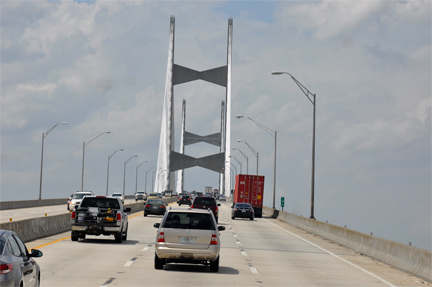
[193,197,216,206]
[148,199,164,205]
[236,203,252,208]
[73,193,91,199]
[163,212,214,230]
[80,198,120,209]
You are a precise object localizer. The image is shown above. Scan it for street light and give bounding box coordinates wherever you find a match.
[229,155,242,174]
[237,115,277,209]
[272,71,317,219]
[237,140,259,175]
[106,149,124,196]
[145,166,155,193]
[81,131,111,191]
[123,155,137,196]
[135,161,148,194]
[39,122,68,199]
[152,170,156,192]
[233,148,248,174]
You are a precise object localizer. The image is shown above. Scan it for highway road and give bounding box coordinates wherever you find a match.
[24,202,428,287]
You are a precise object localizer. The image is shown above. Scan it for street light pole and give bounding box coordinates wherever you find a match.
[123,155,137,196]
[233,148,248,174]
[237,140,259,175]
[81,131,110,191]
[145,166,155,193]
[135,161,148,194]
[39,122,67,200]
[152,170,156,192]
[237,116,277,209]
[229,155,242,174]
[106,149,124,196]
[272,71,316,219]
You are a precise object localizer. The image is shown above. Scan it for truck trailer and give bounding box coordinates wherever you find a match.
[233,174,265,218]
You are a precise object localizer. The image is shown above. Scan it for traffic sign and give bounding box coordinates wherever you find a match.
[281,197,285,208]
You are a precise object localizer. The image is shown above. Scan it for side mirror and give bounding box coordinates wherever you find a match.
[217,226,225,231]
[217,204,221,206]
[154,223,160,228]
[124,207,131,213]
[29,249,43,258]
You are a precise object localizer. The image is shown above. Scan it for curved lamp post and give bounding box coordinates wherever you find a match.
[237,115,277,209]
[229,155,242,174]
[237,140,259,175]
[233,148,248,174]
[272,71,316,219]
[145,166,155,193]
[39,122,68,199]
[81,131,110,191]
[135,161,148,194]
[106,149,124,196]
[123,155,137,196]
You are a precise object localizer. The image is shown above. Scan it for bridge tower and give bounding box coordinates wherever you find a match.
[154,16,233,196]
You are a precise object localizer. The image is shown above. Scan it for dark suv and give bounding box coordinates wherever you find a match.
[177,194,192,206]
[191,197,220,223]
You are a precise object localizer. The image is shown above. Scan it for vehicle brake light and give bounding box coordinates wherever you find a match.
[117,213,121,221]
[71,211,76,219]
[158,232,165,242]
[160,206,165,208]
[145,204,150,208]
[0,264,13,274]
[210,234,218,245]
[215,206,218,211]
[190,205,194,208]
[234,208,238,211]
[96,196,106,198]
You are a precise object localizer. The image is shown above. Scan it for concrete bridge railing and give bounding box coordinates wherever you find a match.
[263,206,431,283]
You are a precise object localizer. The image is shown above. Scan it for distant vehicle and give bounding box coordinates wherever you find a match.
[158,193,163,199]
[135,191,146,201]
[69,191,94,210]
[177,194,191,206]
[218,195,226,201]
[67,194,74,210]
[111,193,124,204]
[195,192,203,197]
[0,229,43,286]
[153,208,225,272]
[71,196,130,243]
[205,186,212,195]
[233,175,265,218]
[164,190,172,197]
[147,193,159,200]
[144,199,166,216]
[191,196,220,223]
[232,203,254,220]
[204,193,213,197]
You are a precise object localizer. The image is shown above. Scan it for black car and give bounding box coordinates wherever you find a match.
[144,199,167,216]
[0,229,43,286]
[177,194,192,206]
[231,203,254,220]
[191,196,220,223]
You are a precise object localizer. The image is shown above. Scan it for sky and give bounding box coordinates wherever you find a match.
[1,1,430,251]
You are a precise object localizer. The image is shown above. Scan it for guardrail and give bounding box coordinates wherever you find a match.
[263,206,431,283]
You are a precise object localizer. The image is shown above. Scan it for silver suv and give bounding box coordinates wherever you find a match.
[153,208,225,272]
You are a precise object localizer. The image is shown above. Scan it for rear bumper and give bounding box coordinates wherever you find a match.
[72,224,121,234]
[233,211,254,218]
[155,244,219,261]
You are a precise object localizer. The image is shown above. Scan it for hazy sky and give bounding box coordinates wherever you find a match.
[1,1,430,251]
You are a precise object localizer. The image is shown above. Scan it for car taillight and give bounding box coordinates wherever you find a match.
[117,213,121,221]
[71,211,76,219]
[210,234,218,245]
[234,208,238,211]
[145,204,150,208]
[0,264,13,274]
[215,206,218,211]
[190,205,194,208]
[158,232,165,242]
[160,206,165,208]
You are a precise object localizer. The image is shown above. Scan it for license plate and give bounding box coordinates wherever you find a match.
[179,236,196,243]
[242,210,246,212]
[153,206,158,209]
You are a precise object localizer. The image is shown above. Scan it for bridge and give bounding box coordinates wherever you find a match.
[0,199,430,286]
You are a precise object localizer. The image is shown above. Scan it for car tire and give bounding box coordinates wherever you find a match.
[122,224,128,241]
[144,213,147,217]
[71,231,78,241]
[154,253,164,270]
[250,217,254,220]
[231,216,235,220]
[210,256,219,272]
[179,203,181,206]
[215,217,218,224]
[115,232,123,243]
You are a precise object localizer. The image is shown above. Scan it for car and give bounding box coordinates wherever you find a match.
[135,191,147,201]
[153,208,225,272]
[231,203,254,220]
[204,193,213,198]
[67,194,74,210]
[157,193,163,198]
[69,191,93,210]
[147,193,159,200]
[0,229,43,286]
[218,195,226,201]
[195,192,203,197]
[191,196,220,223]
[177,194,192,206]
[144,199,167,216]
[111,193,124,204]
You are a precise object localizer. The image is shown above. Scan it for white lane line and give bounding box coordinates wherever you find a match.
[241,251,248,256]
[124,261,134,267]
[233,234,238,237]
[263,219,397,287]
[142,246,150,251]
[250,267,258,274]
[236,241,241,245]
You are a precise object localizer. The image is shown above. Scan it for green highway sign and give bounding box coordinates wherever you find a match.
[281,197,285,208]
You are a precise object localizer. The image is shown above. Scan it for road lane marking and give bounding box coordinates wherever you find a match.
[250,267,258,274]
[29,235,71,251]
[142,245,152,251]
[263,219,397,287]
[241,251,248,256]
[124,257,137,267]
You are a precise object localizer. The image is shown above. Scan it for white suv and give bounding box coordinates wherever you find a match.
[153,208,225,272]
[69,191,93,210]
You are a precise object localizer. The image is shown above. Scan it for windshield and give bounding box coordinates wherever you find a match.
[148,199,164,205]
[81,197,120,209]
[111,194,122,197]
[73,193,91,199]
[163,212,214,230]
[137,192,144,195]
[193,197,216,206]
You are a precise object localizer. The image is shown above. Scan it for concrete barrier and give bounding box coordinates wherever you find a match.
[263,206,431,283]
[0,198,68,210]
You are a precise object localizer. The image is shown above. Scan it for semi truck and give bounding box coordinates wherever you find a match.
[233,174,265,218]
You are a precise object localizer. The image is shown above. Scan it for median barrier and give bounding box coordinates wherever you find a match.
[0,198,68,210]
[263,206,431,283]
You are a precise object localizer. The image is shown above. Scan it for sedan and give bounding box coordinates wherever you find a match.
[144,199,167,216]
[0,229,43,286]
[177,194,192,206]
[231,203,254,220]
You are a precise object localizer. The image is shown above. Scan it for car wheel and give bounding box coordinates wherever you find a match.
[210,256,219,272]
[122,224,128,241]
[178,203,181,206]
[71,231,78,241]
[250,217,254,220]
[215,217,218,224]
[231,216,235,220]
[154,253,164,270]
[115,232,123,243]
[144,212,147,217]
